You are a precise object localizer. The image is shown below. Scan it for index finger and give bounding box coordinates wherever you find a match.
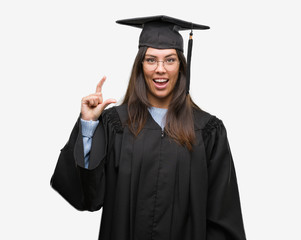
[96,76,106,93]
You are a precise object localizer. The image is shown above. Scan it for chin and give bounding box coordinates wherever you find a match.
[153,90,169,99]
[151,90,173,101]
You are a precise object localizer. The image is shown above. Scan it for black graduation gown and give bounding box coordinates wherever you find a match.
[51,104,246,240]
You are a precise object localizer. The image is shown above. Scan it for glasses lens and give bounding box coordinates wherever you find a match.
[164,60,178,71]
[143,59,179,71]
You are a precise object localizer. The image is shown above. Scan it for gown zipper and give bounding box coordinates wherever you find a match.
[151,129,164,239]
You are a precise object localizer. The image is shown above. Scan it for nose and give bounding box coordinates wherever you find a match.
[155,61,166,73]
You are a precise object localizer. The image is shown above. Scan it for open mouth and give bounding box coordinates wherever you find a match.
[153,78,169,86]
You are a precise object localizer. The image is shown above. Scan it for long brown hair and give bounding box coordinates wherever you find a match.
[122,47,199,150]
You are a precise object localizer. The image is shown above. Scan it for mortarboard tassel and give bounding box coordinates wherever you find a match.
[186,30,193,95]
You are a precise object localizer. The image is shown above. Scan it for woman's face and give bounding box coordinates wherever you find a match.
[143,47,180,108]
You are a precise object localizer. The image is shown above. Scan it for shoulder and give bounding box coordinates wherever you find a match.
[114,104,128,123]
[193,107,223,134]
[101,104,128,133]
[193,107,219,129]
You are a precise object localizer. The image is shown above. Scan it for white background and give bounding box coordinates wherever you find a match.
[1,0,300,239]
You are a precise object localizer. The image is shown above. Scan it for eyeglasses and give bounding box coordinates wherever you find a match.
[142,57,180,71]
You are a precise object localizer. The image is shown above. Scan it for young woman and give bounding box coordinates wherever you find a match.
[51,16,246,240]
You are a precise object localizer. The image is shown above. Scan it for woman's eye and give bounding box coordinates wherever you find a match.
[166,58,176,63]
[145,58,156,63]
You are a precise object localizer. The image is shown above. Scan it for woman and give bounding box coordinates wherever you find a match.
[51,16,246,240]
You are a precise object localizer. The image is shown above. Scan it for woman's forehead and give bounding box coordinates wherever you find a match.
[145,48,177,57]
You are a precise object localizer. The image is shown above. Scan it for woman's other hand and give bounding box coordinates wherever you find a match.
[81,76,116,121]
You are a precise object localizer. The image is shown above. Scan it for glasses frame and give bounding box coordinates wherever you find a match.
[142,58,180,71]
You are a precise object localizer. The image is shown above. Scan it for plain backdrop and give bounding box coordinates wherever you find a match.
[1,0,300,239]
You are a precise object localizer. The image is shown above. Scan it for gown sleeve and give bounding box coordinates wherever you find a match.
[50,107,122,212]
[203,117,247,240]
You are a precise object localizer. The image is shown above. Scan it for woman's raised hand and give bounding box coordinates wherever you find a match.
[81,76,117,121]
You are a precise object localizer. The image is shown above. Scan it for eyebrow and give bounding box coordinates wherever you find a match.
[145,53,177,58]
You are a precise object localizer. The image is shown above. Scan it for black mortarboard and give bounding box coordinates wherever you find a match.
[116,15,210,94]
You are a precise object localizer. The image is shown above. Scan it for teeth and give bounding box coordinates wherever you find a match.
[154,79,168,83]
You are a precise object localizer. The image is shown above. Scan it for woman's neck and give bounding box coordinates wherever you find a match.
[147,93,171,109]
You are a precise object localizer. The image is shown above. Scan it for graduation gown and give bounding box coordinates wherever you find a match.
[51,104,246,240]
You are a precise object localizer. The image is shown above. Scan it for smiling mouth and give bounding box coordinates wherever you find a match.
[153,79,169,84]
[152,78,169,90]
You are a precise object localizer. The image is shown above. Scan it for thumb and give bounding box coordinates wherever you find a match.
[99,98,117,113]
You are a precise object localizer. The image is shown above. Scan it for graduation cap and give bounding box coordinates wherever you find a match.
[116,15,210,94]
